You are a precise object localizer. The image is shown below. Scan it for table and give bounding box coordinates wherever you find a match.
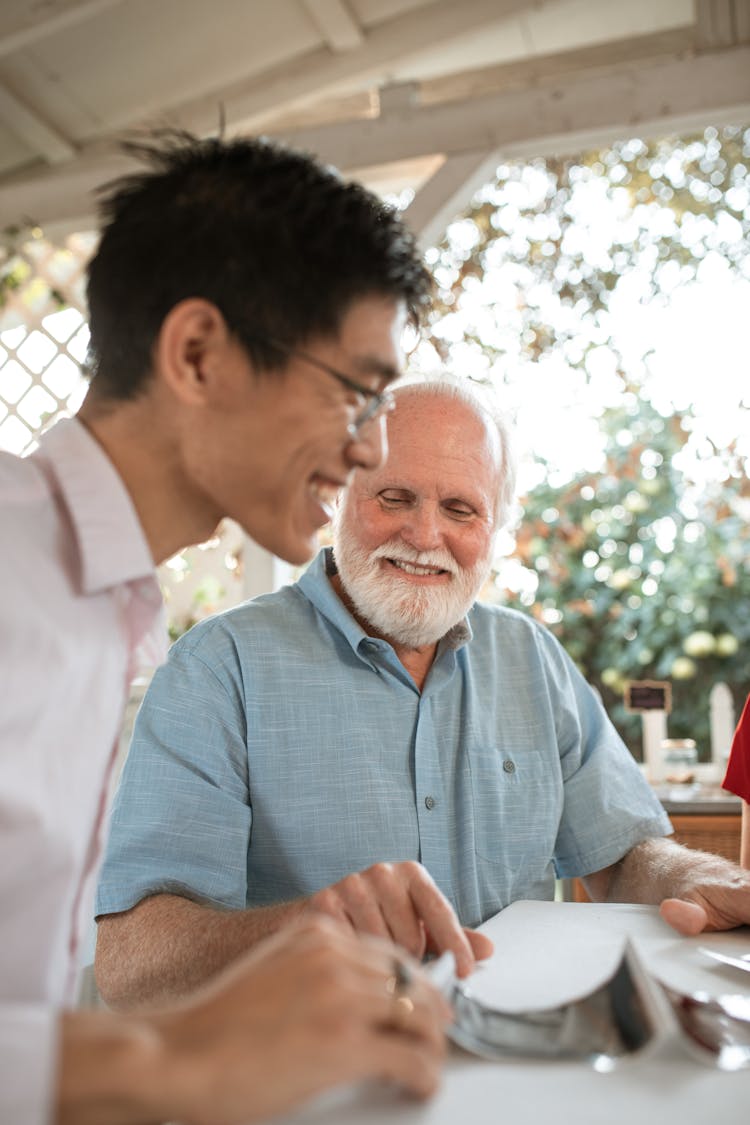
[659,785,742,864]
[278,901,750,1125]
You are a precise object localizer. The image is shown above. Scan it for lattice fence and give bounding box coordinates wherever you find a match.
[0,230,95,455]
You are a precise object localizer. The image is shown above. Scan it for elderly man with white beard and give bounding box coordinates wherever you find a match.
[95,378,750,1010]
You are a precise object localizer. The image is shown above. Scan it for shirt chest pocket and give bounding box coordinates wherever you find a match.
[466,744,562,868]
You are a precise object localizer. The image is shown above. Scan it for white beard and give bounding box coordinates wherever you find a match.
[333,526,492,648]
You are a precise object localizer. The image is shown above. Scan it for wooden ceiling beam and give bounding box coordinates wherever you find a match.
[300,0,365,51]
[695,0,750,47]
[736,0,750,40]
[0,0,127,59]
[160,0,533,136]
[404,149,502,250]
[0,83,75,164]
[277,44,750,169]
[417,26,699,106]
[1,36,747,237]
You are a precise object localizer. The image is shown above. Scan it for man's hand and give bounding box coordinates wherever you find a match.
[659,865,750,935]
[154,916,453,1124]
[587,836,750,937]
[306,860,493,977]
[60,916,452,1125]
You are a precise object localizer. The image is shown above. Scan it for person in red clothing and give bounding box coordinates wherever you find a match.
[722,694,750,867]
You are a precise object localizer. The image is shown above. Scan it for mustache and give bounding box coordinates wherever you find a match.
[370,540,458,575]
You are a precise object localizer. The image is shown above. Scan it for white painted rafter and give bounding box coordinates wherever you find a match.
[404,149,502,250]
[277,44,750,169]
[736,0,750,39]
[163,0,533,136]
[0,82,75,164]
[695,0,750,46]
[0,0,126,59]
[0,12,748,236]
[300,0,364,51]
[696,0,737,46]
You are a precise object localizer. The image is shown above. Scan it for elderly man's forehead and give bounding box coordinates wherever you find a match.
[345,390,498,498]
[389,387,500,450]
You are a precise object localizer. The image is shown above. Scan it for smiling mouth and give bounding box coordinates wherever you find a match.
[387,558,450,578]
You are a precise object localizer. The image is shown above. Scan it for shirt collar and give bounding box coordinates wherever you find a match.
[298,547,473,656]
[33,417,155,595]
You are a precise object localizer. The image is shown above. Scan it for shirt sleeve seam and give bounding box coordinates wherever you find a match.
[554,815,673,877]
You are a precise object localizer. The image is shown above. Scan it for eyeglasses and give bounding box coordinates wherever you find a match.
[249,333,396,435]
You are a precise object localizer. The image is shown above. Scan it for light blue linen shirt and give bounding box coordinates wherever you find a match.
[96,548,671,928]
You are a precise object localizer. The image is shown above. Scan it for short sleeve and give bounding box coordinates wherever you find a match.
[95,623,252,916]
[539,631,673,877]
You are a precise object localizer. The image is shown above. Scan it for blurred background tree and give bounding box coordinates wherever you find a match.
[500,387,750,758]
[411,124,750,760]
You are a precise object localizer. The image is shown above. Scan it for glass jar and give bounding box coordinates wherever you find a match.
[660,738,698,783]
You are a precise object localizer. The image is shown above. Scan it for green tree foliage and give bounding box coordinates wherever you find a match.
[502,387,750,758]
[421,124,750,759]
[0,222,67,315]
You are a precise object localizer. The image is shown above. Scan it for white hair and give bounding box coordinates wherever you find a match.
[390,373,517,530]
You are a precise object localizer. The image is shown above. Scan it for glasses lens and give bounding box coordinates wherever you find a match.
[354,390,395,430]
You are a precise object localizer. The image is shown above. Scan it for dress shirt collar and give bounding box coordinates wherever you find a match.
[299,547,473,658]
[33,417,155,595]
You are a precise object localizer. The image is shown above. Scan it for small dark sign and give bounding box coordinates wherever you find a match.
[624,680,672,714]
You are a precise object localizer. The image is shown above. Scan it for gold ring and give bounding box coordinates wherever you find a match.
[394,994,415,1019]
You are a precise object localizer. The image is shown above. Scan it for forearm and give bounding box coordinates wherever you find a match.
[69,917,452,1124]
[741,802,750,869]
[95,894,305,1010]
[585,836,741,904]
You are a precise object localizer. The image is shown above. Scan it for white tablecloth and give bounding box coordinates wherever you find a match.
[279,901,750,1125]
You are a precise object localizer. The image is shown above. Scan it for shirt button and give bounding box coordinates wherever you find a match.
[424,795,436,810]
[502,759,516,774]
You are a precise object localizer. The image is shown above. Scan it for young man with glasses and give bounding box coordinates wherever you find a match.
[0,131,464,1125]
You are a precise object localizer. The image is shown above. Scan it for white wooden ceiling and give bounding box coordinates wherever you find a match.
[1,0,749,245]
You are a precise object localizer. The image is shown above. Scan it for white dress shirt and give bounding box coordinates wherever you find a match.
[0,418,166,1124]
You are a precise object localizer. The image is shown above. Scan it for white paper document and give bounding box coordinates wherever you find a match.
[471,900,750,1008]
